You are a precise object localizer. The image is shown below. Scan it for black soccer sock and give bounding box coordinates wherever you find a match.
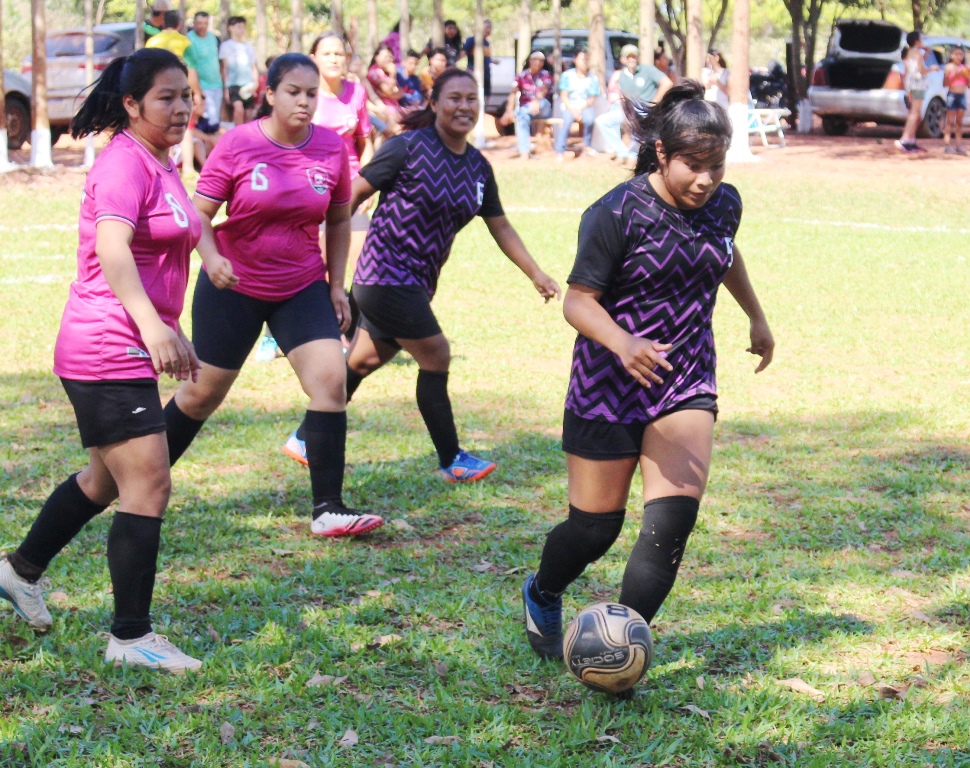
[164,398,206,465]
[107,512,162,640]
[345,365,365,402]
[12,473,109,580]
[415,369,460,468]
[304,410,347,509]
[619,496,699,623]
[536,505,626,596]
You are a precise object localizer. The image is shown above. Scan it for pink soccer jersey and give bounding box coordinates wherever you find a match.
[195,119,352,301]
[53,131,201,381]
[312,80,371,178]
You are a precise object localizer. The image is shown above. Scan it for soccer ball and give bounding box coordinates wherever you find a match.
[563,602,653,694]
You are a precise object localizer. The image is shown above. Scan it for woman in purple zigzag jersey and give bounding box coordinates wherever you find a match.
[284,68,561,484]
[522,81,774,666]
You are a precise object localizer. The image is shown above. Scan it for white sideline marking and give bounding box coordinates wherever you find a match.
[780,217,970,235]
[0,224,77,232]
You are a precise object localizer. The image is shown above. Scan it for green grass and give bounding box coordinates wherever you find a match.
[1,156,970,767]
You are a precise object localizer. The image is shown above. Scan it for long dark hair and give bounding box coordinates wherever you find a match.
[443,19,462,44]
[624,79,732,177]
[255,53,319,118]
[70,48,186,139]
[400,68,477,132]
[369,43,394,69]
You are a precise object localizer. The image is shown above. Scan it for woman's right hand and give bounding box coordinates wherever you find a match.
[205,254,239,289]
[617,336,673,388]
[143,320,194,380]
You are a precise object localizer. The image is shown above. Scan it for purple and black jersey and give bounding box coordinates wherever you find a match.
[565,176,742,424]
[354,127,504,297]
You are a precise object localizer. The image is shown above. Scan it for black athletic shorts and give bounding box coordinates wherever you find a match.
[351,283,442,350]
[227,85,255,110]
[191,269,341,370]
[61,377,166,449]
[562,395,719,460]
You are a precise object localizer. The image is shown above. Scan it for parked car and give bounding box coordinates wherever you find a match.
[3,69,31,150]
[21,21,136,144]
[808,19,968,138]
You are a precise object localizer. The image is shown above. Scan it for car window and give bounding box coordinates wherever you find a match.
[836,23,902,55]
[532,36,585,61]
[47,32,121,57]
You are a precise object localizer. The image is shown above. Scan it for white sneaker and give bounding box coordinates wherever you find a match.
[310,503,384,537]
[0,558,52,631]
[105,632,202,673]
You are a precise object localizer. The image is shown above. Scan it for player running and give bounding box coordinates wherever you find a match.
[161,54,383,538]
[522,81,774,659]
[0,49,203,672]
[283,68,561,483]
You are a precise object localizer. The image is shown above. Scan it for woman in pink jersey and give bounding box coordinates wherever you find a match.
[162,54,383,539]
[0,49,204,672]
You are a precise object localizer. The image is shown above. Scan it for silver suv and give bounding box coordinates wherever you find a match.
[809,19,969,138]
[21,22,136,144]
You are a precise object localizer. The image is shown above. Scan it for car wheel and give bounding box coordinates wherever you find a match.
[917,97,946,139]
[821,116,850,136]
[5,96,30,150]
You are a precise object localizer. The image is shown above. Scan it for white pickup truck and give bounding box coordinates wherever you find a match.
[809,19,970,138]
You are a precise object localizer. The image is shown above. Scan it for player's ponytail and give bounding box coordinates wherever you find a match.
[623,79,732,177]
[256,52,319,118]
[70,48,186,140]
[400,67,477,132]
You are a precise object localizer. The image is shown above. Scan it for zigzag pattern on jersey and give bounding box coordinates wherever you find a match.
[566,181,741,423]
[355,128,492,294]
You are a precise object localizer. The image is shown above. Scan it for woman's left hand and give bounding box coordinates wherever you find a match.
[532,272,562,303]
[747,318,775,373]
[331,285,352,333]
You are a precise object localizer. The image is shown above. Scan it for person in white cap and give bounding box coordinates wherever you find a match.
[500,50,553,159]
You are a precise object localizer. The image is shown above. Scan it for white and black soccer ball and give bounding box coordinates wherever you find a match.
[563,602,653,694]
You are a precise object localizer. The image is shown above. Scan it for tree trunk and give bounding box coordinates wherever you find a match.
[220,0,231,39]
[516,0,531,72]
[135,0,145,49]
[432,0,444,48]
[552,0,562,84]
[588,0,605,90]
[639,0,654,67]
[291,0,303,52]
[686,0,703,80]
[653,4,685,71]
[30,0,52,166]
[256,0,268,69]
[366,0,378,61]
[399,0,410,56]
[726,0,753,159]
[0,0,8,165]
[707,0,730,53]
[331,0,344,39]
[912,0,922,30]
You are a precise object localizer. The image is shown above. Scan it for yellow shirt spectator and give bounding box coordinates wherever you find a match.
[145,28,192,61]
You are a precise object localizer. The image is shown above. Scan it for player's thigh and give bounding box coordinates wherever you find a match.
[346,326,399,374]
[639,408,715,502]
[287,339,346,405]
[567,454,639,512]
[398,333,450,372]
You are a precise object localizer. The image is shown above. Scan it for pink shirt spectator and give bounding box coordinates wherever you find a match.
[54,131,201,382]
[312,79,371,178]
[607,70,623,105]
[367,64,403,116]
[194,119,352,301]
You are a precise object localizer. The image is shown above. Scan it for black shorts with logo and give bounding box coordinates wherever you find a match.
[61,377,166,449]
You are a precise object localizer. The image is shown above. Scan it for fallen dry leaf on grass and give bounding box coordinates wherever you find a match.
[681,704,711,720]
[905,609,937,625]
[696,675,705,690]
[390,519,414,531]
[338,729,359,747]
[856,671,876,687]
[424,735,462,745]
[267,759,310,768]
[596,734,622,744]
[371,634,402,648]
[48,590,69,605]
[206,624,222,643]
[471,560,494,573]
[306,673,348,688]
[777,678,825,701]
[877,684,909,700]
[434,661,448,678]
[220,722,235,745]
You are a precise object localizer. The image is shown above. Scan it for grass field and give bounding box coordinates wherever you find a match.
[1,155,969,767]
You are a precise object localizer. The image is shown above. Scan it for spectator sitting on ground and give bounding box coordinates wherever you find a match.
[500,50,553,160]
[420,48,449,100]
[397,50,425,107]
[555,48,600,160]
[190,91,224,168]
[368,44,405,134]
[145,11,191,60]
[220,16,259,125]
[593,43,672,166]
[349,53,391,141]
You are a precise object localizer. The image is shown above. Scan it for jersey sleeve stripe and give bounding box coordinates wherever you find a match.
[95,214,137,228]
[194,192,226,204]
